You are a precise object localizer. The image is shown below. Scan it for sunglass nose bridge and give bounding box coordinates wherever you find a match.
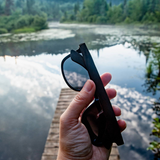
[70,50,87,69]
[76,48,81,53]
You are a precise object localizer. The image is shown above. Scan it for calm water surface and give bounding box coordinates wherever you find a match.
[0,23,160,160]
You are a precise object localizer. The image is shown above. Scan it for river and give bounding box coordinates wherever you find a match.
[0,22,160,160]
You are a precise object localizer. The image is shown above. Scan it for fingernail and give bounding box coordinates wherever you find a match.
[83,80,94,92]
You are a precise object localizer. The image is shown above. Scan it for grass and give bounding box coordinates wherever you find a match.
[0,28,8,34]
[13,27,36,34]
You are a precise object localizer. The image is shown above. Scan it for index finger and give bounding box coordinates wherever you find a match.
[101,73,112,87]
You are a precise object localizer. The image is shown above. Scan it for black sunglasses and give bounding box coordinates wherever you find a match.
[61,43,124,149]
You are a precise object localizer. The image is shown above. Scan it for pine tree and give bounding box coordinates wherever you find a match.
[26,0,35,15]
[74,3,80,15]
[123,0,127,16]
[5,0,14,15]
[0,3,4,15]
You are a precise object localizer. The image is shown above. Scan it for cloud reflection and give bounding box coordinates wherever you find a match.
[0,48,157,160]
[107,84,155,160]
[0,55,63,160]
[64,71,89,90]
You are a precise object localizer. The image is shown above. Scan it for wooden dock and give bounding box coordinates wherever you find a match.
[41,88,120,160]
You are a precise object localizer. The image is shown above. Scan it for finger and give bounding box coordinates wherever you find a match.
[106,88,117,100]
[118,120,127,132]
[113,106,121,116]
[101,73,112,87]
[64,80,96,120]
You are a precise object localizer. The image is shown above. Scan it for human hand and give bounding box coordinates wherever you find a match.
[57,73,126,160]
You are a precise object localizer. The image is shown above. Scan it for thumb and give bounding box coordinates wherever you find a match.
[63,80,95,121]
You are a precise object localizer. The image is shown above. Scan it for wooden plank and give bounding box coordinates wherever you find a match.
[41,88,121,160]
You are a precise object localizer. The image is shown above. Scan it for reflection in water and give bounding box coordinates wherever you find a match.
[144,44,160,95]
[148,104,160,160]
[0,56,63,160]
[0,24,160,160]
[2,55,18,64]
[109,84,155,160]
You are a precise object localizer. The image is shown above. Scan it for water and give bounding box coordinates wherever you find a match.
[0,22,160,160]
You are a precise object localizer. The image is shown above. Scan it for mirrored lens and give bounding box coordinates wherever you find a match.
[63,56,89,91]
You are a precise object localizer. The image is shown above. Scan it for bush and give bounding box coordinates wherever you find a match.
[96,16,107,24]
[142,13,158,24]
[0,28,8,34]
[124,17,133,24]
[87,15,97,23]
[33,16,48,30]
[16,16,29,29]
[155,11,160,23]
[6,21,16,32]
[0,14,48,33]
[60,16,66,23]
[69,15,75,21]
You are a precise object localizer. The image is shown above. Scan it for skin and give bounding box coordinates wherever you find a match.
[57,73,126,160]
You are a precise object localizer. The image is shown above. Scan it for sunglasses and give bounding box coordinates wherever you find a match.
[61,43,124,149]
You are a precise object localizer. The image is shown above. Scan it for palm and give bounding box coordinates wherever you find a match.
[69,121,110,160]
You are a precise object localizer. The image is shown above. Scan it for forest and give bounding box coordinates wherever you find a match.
[0,0,160,34]
[61,0,160,26]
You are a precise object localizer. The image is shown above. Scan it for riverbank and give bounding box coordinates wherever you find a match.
[60,20,160,31]
[0,15,48,34]
[1,22,160,44]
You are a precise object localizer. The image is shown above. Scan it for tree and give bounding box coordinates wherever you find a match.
[0,3,4,15]
[26,0,35,15]
[126,0,143,21]
[74,2,80,15]
[5,0,14,15]
[77,0,108,22]
[123,0,127,17]
[106,5,123,24]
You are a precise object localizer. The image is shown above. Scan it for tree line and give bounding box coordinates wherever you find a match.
[0,0,160,34]
[61,0,160,25]
[0,0,80,34]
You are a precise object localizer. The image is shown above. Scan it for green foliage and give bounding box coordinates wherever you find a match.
[13,27,36,33]
[146,62,153,78]
[152,118,160,138]
[142,12,158,24]
[0,14,48,34]
[0,28,8,34]
[96,16,107,24]
[106,5,124,24]
[124,17,132,24]
[148,118,160,155]
[155,11,160,22]
[16,16,30,28]
[60,0,160,26]
[32,16,48,30]
[5,0,14,15]
[147,141,160,152]
[144,44,160,95]
[0,0,160,29]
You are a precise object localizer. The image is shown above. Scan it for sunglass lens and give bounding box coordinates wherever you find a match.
[62,56,89,91]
